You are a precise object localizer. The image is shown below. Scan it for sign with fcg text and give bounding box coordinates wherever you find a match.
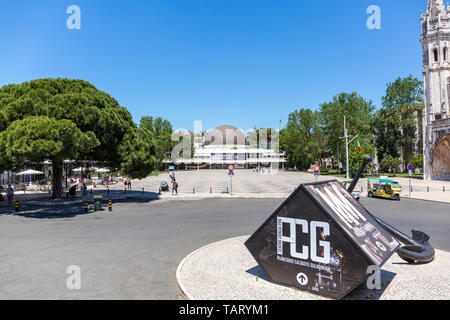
[245,180,400,299]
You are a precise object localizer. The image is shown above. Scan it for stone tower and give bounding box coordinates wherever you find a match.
[421,0,450,180]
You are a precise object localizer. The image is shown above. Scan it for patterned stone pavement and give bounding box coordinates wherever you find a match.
[102,170,450,203]
[177,236,450,300]
[109,170,342,195]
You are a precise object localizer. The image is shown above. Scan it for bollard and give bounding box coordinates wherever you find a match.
[107,188,110,195]
[15,200,19,212]
[159,187,161,195]
[193,187,195,194]
[444,186,446,192]
[84,202,88,213]
[108,200,112,212]
[427,186,430,192]
[227,187,229,194]
[142,187,144,193]
[210,187,212,194]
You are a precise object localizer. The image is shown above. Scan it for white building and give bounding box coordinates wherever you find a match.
[421,0,450,180]
[171,125,286,169]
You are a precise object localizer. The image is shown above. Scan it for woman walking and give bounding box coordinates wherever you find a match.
[6,184,14,208]
[81,183,88,203]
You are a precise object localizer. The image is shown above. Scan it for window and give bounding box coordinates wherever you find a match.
[434,49,439,62]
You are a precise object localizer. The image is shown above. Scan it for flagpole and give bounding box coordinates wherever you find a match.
[341,115,359,180]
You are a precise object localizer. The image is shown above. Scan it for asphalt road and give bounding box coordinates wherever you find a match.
[0,197,448,299]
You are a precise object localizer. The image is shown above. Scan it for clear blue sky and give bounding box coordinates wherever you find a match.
[0,0,426,132]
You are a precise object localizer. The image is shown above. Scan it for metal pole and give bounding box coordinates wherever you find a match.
[345,116,349,180]
[409,178,411,197]
[230,176,232,196]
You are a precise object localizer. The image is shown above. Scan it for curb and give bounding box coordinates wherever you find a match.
[175,235,247,300]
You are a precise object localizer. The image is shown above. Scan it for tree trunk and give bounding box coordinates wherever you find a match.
[52,160,63,199]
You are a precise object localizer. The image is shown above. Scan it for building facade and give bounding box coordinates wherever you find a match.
[169,125,286,170]
[421,0,450,180]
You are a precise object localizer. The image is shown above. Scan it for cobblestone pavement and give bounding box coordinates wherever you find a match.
[177,236,450,300]
[3,170,449,204]
[112,170,334,195]
[106,170,450,203]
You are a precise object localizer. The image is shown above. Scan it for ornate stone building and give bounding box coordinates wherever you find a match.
[421,0,450,180]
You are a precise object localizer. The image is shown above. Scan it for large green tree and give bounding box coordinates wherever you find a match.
[0,78,156,198]
[320,92,376,169]
[139,116,174,167]
[0,116,99,193]
[280,109,324,170]
[374,75,423,168]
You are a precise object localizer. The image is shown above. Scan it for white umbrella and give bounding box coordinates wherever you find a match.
[95,168,110,173]
[16,169,44,175]
[16,169,44,185]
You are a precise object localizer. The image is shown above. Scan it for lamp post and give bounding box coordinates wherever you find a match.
[340,116,359,180]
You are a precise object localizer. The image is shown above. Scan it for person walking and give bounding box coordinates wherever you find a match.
[172,179,178,195]
[69,183,77,201]
[6,184,14,208]
[81,182,88,203]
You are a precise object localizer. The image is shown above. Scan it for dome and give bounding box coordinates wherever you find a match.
[204,125,247,146]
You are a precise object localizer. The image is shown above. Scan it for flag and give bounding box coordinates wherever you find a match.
[356,140,361,152]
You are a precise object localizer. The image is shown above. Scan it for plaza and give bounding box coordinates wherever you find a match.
[0,170,449,300]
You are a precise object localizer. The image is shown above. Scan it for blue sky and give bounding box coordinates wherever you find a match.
[0,0,426,131]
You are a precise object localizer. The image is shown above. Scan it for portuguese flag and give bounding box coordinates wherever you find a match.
[356,140,361,152]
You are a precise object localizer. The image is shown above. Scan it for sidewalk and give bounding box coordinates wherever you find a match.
[358,177,450,203]
[3,171,449,205]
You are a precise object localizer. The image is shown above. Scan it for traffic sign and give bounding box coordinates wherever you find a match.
[228,165,234,171]
[409,170,413,177]
[228,170,234,176]
[314,165,320,172]
[407,164,413,171]
[314,172,320,177]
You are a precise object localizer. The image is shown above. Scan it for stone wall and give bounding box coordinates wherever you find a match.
[432,134,450,180]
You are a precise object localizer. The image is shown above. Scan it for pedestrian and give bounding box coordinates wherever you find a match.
[128,178,132,189]
[124,179,128,188]
[172,179,178,195]
[69,183,77,201]
[6,184,14,207]
[81,182,88,202]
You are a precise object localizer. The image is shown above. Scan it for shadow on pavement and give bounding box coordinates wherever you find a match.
[0,190,160,219]
[245,265,397,300]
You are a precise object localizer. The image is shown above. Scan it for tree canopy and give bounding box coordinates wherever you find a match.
[139,116,174,166]
[320,92,376,170]
[280,109,324,170]
[0,78,158,198]
[374,75,423,168]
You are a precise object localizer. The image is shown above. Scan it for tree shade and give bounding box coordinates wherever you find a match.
[0,78,157,198]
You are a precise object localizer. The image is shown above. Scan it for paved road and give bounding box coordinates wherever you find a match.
[0,197,448,299]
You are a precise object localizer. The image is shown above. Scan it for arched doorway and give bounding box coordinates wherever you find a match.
[432,134,450,180]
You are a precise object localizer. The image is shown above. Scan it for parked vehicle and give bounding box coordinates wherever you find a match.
[367,178,401,201]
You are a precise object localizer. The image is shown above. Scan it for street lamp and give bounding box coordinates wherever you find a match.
[340,116,359,179]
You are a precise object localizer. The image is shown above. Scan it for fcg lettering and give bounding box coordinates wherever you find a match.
[277,217,330,264]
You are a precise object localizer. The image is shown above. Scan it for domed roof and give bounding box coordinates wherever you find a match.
[204,125,247,146]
